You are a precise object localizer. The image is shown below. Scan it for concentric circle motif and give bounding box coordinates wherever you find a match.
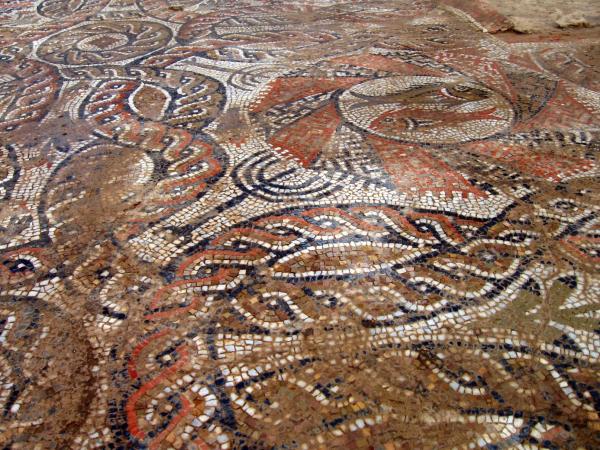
[36,0,111,20]
[76,32,129,51]
[338,76,514,144]
[36,21,172,65]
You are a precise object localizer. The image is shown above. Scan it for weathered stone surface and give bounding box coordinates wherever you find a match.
[0,1,599,448]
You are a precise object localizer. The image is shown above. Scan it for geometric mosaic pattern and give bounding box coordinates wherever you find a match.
[0,1,599,448]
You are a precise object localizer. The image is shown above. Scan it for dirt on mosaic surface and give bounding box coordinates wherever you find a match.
[0,0,599,449]
[487,0,600,33]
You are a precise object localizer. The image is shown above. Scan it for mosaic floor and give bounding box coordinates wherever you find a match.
[1,0,599,448]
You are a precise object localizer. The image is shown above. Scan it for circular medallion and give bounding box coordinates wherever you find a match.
[36,0,110,20]
[36,21,172,65]
[338,76,514,144]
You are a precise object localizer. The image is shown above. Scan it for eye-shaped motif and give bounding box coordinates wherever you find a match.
[441,84,491,101]
[453,84,470,92]
[550,199,580,213]
[0,251,45,282]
